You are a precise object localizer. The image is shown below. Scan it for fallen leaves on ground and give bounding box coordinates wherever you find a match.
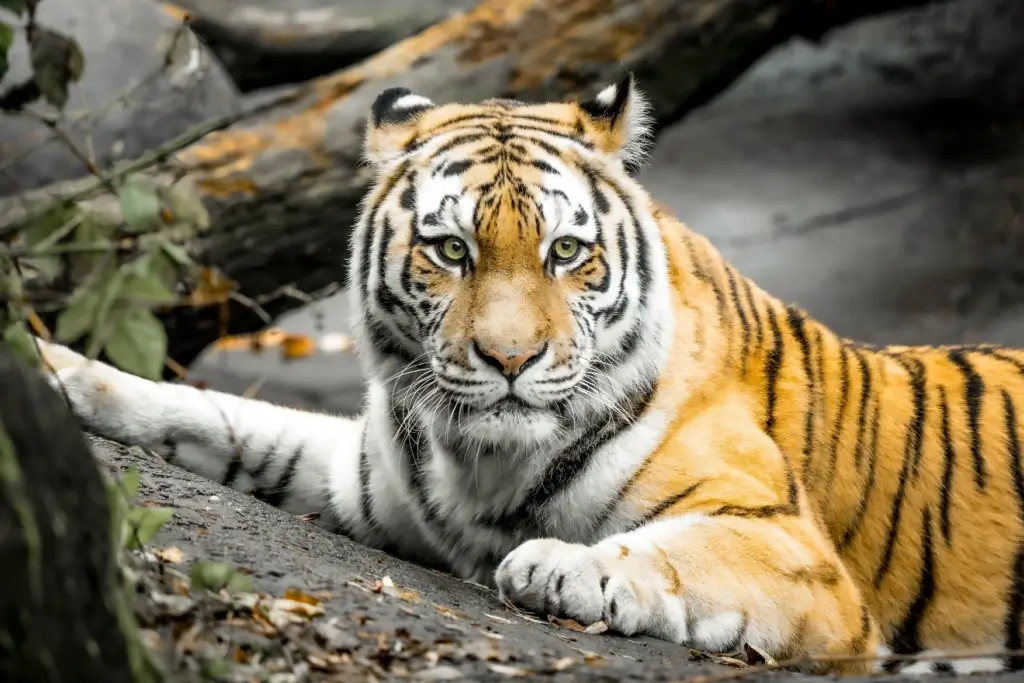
[127,555,608,682]
[207,327,357,362]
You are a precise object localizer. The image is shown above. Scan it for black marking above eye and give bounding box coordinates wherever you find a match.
[532,159,558,174]
[442,160,473,177]
[573,207,588,226]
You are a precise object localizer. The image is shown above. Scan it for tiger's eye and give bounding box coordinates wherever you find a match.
[440,237,468,263]
[552,236,581,261]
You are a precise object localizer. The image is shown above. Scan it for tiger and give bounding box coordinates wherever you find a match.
[32,74,1024,676]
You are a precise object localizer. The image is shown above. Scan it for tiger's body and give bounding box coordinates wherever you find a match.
[35,76,1024,675]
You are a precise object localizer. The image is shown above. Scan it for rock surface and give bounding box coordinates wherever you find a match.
[167,0,481,91]
[0,0,240,197]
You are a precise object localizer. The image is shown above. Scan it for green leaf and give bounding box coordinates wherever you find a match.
[123,272,177,306]
[118,178,162,234]
[20,203,78,248]
[102,307,167,380]
[0,21,13,82]
[29,28,85,110]
[67,212,117,282]
[123,505,174,549]
[124,251,179,306]
[160,183,210,231]
[118,465,140,500]
[199,658,232,681]
[85,266,128,358]
[2,320,38,368]
[190,560,252,594]
[160,242,194,267]
[0,1,26,17]
[55,289,100,344]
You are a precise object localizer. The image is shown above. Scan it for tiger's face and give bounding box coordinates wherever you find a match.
[351,77,667,448]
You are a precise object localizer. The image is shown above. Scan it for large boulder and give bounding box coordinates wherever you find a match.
[0,0,240,198]
[165,0,482,91]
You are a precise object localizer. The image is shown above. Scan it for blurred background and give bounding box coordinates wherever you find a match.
[3,0,1023,416]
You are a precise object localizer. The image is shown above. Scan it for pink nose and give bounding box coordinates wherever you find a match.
[472,341,546,377]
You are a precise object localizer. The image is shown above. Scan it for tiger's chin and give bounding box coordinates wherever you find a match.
[453,395,564,450]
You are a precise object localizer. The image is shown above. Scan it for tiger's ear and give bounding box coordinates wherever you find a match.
[363,87,437,166]
[578,74,653,169]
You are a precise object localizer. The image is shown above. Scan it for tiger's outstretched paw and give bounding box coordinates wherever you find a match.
[494,538,685,642]
[33,338,171,450]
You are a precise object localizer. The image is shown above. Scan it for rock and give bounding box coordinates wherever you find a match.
[166,0,481,91]
[0,0,240,198]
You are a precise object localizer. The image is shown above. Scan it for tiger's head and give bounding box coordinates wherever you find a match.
[349,75,674,450]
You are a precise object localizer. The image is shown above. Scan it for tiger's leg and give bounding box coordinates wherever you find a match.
[495,421,880,676]
[34,339,374,539]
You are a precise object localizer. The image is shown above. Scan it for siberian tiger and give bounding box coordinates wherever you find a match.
[34,75,1024,675]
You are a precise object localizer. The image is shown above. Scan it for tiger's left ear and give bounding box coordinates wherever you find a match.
[363,87,437,166]
[578,74,653,169]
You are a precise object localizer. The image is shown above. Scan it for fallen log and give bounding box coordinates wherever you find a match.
[3,0,941,369]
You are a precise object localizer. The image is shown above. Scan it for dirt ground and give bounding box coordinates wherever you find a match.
[97,434,1020,683]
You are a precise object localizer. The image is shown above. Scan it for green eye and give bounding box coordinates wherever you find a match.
[551,236,581,262]
[439,237,468,263]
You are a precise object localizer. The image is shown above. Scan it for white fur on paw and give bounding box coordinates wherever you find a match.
[495,538,663,638]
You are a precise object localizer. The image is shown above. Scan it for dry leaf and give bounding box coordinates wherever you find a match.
[547,615,588,632]
[487,663,530,677]
[319,332,356,354]
[283,588,321,606]
[186,268,236,307]
[153,546,187,564]
[743,642,776,666]
[483,613,514,625]
[549,657,576,671]
[583,620,608,634]
[281,333,317,360]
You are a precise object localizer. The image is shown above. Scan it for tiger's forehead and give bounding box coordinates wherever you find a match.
[406,100,594,146]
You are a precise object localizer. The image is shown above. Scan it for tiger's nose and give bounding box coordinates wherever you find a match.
[472,341,547,378]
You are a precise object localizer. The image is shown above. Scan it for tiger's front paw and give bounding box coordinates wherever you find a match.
[494,538,685,642]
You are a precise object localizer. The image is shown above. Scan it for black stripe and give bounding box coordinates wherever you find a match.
[726,266,750,369]
[249,433,280,482]
[824,343,850,487]
[873,355,927,588]
[221,450,244,488]
[977,347,1024,377]
[161,438,179,465]
[785,306,815,480]
[1005,544,1024,671]
[480,382,656,533]
[763,306,784,437]
[684,236,727,326]
[741,278,763,356]
[255,443,305,508]
[852,348,872,470]
[1005,388,1024,671]
[838,396,882,552]
[938,387,956,545]
[1006,389,1024,509]
[631,481,704,528]
[358,432,379,530]
[888,506,936,660]
[948,348,986,489]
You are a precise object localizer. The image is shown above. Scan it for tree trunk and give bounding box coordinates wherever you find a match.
[3,0,939,369]
[0,345,158,683]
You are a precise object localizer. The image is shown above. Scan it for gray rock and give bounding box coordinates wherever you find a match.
[0,0,240,198]
[171,0,482,91]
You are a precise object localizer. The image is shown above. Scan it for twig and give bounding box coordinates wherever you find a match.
[0,113,240,242]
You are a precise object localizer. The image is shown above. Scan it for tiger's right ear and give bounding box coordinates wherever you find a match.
[363,87,437,166]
